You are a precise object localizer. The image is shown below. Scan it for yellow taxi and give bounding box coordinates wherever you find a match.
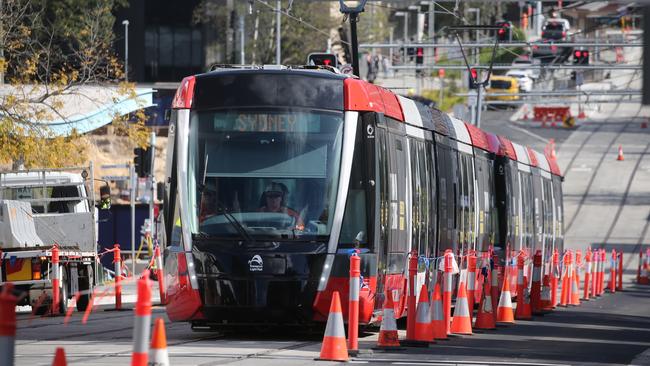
[486,75,520,102]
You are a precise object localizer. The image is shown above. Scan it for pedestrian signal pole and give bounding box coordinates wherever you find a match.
[339,0,368,77]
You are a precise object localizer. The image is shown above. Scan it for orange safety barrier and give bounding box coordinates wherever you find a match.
[533,106,571,123]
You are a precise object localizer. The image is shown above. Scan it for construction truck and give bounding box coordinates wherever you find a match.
[0,165,104,313]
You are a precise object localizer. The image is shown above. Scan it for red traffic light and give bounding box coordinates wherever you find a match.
[307,53,338,67]
[498,28,505,35]
[583,51,589,57]
[416,47,424,56]
[470,68,478,78]
[575,50,581,58]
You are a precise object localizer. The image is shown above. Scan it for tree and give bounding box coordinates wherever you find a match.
[0,0,149,169]
[194,1,338,66]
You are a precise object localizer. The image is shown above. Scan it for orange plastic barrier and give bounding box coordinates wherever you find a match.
[533,106,571,122]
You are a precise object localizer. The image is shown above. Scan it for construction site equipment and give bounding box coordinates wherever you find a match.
[0,165,101,314]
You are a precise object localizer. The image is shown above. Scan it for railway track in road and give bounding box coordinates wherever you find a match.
[562,121,628,234]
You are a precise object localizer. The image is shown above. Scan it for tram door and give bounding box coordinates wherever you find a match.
[375,118,408,314]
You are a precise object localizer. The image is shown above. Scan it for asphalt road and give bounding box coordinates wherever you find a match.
[12,280,650,366]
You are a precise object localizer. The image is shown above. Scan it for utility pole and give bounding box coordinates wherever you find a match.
[148,132,156,245]
[130,162,136,275]
[239,13,245,64]
[276,0,281,64]
[466,8,480,65]
[122,20,129,81]
[0,0,4,85]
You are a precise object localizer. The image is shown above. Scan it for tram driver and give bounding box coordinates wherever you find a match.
[259,182,305,231]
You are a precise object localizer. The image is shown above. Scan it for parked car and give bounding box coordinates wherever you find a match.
[541,18,570,40]
[512,55,541,79]
[486,75,520,105]
[505,70,534,92]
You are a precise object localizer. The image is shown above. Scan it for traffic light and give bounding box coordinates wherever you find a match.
[469,68,478,89]
[496,22,511,42]
[415,47,424,76]
[307,53,338,67]
[573,50,590,65]
[133,147,152,178]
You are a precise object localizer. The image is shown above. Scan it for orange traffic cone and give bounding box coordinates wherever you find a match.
[52,347,67,366]
[317,291,348,361]
[497,268,515,324]
[149,318,169,366]
[450,280,473,335]
[571,252,582,306]
[515,285,533,320]
[474,274,496,330]
[430,281,447,340]
[515,256,532,320]
[617,146,625,161]
[413,285,433,342]
[560,251,572,307]
[376,290,401,349]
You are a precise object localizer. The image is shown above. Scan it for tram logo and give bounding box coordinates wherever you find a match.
[248,255,263,272]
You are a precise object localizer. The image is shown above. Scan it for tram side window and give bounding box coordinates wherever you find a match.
[435,142,454,253]
[488,160,499,248]
[426,142,437,256]
[474,156,489,252]
[457,153,467,251]
[340,122,368,248]
[377,127,389,261]
[409,138,422,255]
[466,154,475,251]
[506,164,518,250]
[409,138,431,257]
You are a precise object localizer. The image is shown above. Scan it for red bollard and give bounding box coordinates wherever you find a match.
[0,284,17,366]
[51,245,60,315]
[131,271,152,366]
[115,244,123,310]
[551,250,559,307]
[154,246,166,305]
[560,251,571,307]
[583,248,592,300]
[597,249,604,295]
[609,249,617,293]
[443,251,454,335]
[617,251,623,291]
[466,252,477,312]
[637,249,642,284]
[347,251,360,356]
[406,250,418,340]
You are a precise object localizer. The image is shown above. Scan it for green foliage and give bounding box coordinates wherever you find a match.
[0,0,147,168]
[421,87,467,113]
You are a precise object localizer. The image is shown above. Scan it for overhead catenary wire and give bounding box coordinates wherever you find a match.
[253,0,350,45]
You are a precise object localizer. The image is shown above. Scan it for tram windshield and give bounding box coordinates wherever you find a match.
[188,109,344,240]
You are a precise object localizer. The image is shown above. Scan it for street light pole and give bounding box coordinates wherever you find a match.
[122,20,129,81]
[466,8,480,65]
[276,0,281,64]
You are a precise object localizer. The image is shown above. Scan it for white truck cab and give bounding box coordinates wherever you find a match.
[0,165,100,313]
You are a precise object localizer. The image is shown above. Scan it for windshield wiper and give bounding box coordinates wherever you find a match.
[215,201,255,245]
